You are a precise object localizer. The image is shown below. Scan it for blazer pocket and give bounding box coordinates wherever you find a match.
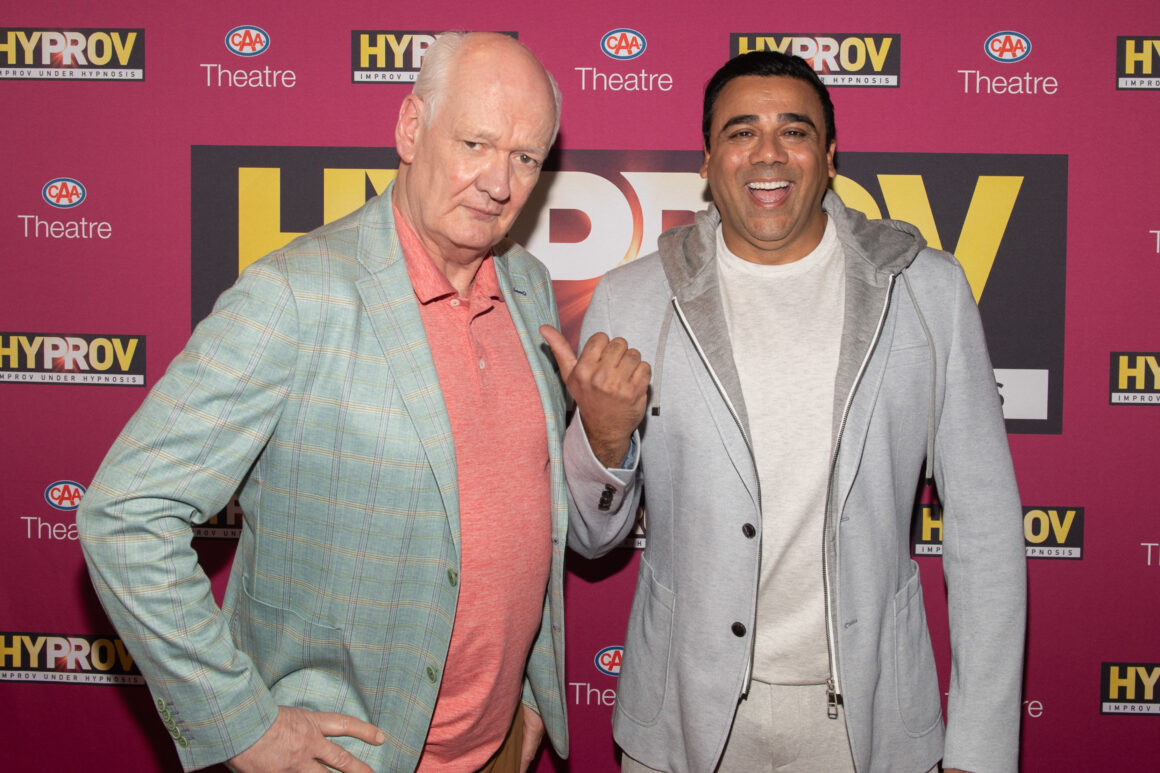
[616,555,675,726]
[231,575,349,694]
[886,340,932,367]
[891,561,943,737]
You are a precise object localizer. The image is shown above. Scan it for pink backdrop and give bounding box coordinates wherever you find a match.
[3,1,1158,770]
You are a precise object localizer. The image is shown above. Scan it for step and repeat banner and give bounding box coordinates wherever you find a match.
[2,1,1157,770]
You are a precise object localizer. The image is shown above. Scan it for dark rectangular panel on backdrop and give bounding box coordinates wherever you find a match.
[191,147,1066,434]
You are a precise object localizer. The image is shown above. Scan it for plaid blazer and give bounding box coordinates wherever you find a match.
[78,187,570,771]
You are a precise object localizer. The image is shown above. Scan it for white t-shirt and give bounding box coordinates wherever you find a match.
[716,217,845,684]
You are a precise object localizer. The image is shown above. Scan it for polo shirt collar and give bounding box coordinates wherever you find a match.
[394,204,503,306]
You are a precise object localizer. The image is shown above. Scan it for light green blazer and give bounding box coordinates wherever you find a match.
[78,186,570,771]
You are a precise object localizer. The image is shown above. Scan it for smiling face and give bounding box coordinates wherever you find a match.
[393,35,556,287]
[701,74,836,265]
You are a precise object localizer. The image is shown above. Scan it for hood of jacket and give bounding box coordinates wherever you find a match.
[657,189,926,294]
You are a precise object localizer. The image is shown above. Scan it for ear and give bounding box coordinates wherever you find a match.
[700,144,711,179]
[395,94,424,164]
[826,139,837,179]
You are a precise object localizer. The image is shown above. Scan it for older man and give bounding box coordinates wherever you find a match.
[80,32,568,773]
[545,51,1026,773]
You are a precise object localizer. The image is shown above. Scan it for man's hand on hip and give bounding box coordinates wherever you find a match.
[541,325,650,468]
[519,707,545,773]
[227,705,385,773]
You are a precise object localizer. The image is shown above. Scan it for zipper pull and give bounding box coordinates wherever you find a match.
[826,678,841,720]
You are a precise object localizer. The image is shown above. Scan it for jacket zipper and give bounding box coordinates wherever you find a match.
[823,273,896,718]
[671,298,762,695]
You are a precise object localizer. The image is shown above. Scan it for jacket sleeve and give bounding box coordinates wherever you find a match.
[77,260,298,770]
[932,263,1028,773]
[563,275,643,559]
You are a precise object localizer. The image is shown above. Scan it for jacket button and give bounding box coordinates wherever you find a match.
[731,622,746,637]
[741,523,756,538]
[426,665,439,683]
[446,568,458,587]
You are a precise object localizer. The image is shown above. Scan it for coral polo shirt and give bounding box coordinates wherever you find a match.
[395,209,552,771]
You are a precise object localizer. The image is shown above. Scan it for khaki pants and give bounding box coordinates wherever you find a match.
[476,703,526,773]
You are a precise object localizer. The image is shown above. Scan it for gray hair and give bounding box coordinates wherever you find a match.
[413,31,562,145]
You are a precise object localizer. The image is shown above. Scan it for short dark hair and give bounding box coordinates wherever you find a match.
[702,51,836,150]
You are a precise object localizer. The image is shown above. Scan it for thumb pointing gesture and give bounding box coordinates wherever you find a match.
[539,325,578,383]
[540,324,650,468]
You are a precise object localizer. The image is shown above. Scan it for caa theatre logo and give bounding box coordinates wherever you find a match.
[45,481,85,511]
[191,147,1066,433]
[1109,352,1160,404]
[595,645,624,676]
[227,25,269,57]
[42,177,85,209]
[1118,36,1160,90]
[602,29,646,60]
[985,31,1031,63]
[0,332,146,386]
[731,33,899,86]
[0,633,143,685]
[912,505,1083,559]
[1101,662,1160,715]
[351,30,516,83]
[0,28,144,80]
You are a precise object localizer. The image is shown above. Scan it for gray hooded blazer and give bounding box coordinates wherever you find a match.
[564,190,1027,773]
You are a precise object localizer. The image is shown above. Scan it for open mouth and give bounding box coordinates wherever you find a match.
[747,180,790,205]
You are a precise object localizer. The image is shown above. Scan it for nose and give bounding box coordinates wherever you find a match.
[477,153,512,202]
[752,134,787,165]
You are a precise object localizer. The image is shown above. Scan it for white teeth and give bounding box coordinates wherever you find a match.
[748,181,789,190]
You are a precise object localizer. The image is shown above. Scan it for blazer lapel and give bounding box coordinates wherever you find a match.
[494,244,566,447]
[354,194,461,554]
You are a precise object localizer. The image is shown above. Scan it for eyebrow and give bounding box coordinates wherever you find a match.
[719,112,818,133]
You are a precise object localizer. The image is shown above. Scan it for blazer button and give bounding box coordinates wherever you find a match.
[741,523,756,538]
[598,484,615,511]
[731,622,747,637]
[426,665,439,683]
[446,568,458,587]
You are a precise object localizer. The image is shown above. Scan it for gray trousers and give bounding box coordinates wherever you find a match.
[621,681,938,773]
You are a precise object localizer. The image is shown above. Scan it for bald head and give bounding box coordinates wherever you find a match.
[413,31,561,145]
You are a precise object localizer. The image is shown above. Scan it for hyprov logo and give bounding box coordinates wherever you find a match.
[1109,352,1160,404]
[0,332,145,386]
[351,30,517,83]
[730,33,900,86]
[0,632,143,685]
[1101,662,1160,715]
[1118,37,1160,90]
[191,147,1066,433]
[0,28,145,80]
[912,505,1083,559]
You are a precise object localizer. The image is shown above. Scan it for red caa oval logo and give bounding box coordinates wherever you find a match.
[42,178,86,209]
[601,29,646,61]
[45,480,86,511]
[985,31,1031,63]
[595,645,623,676]
[226,25,270,57]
